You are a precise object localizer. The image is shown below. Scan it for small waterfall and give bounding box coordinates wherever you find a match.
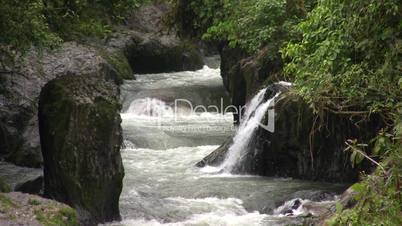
[221,88,279,172]
[126,98,173,117]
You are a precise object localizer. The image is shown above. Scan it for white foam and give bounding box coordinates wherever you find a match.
[277,81,293,87]
[199,173,260,178]
[126,98,174,117]
[118,211,267,226]
[220,89,280,172]
[130,66,223,90]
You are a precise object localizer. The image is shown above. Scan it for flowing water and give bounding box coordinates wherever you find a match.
[219,89,279,172]
[107,65,345,226]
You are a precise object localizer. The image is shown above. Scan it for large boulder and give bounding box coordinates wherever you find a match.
[198,86,379,182]
[125,37,204,74]
[38,74,124,225]
[0,42,129,168]
[107,1,204,74]
[0,192,78,226]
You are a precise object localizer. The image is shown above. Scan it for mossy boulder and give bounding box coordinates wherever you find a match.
[0,192,78,226]
[39,74,124,225]
[98,48,135,83]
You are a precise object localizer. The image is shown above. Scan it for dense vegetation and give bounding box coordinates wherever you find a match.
[171,0,401,224]
[0,0,145,53]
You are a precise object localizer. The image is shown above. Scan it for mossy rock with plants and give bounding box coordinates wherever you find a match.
[0,192,78,226]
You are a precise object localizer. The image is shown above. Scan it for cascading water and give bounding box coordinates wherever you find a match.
[220,89,280,172]
[107,64,346,226]
[126,98,174,117]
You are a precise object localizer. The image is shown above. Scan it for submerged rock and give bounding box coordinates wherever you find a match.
[0,192,78,226]
[196,138,232,167]
[39,74,124,225]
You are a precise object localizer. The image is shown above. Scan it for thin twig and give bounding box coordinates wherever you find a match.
[345,141,386,173]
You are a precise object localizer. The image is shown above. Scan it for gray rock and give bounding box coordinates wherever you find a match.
[39,74,124,225]
[196,137,232,167]
[0,42,121,168]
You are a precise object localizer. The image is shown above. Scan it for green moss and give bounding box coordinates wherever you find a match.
[28,198,41,206]
[34,207,79,226]
[98,48,134,82]
[0,178,11,193]
[0,194,18,213]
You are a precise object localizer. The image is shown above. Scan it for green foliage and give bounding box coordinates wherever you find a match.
[168,0,227,38]
[28,199,41,206]
[0,0,62,52]
[204,0,293,55]
[329,115,402,225]
[328,146,402,226]
[43,0,145,40]
[283,0,402,115]
[0,194,18,213]
[0,0,146,53]
[170,0,316,56]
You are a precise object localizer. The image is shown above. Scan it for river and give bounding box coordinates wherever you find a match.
[107,65,344,226]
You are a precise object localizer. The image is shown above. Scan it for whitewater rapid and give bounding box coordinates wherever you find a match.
[106,66,345,226]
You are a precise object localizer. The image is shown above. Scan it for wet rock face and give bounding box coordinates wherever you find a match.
[219,46,282,124]
[219,46,247,124]
[39,74,124,225]
[196,138,232,168]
